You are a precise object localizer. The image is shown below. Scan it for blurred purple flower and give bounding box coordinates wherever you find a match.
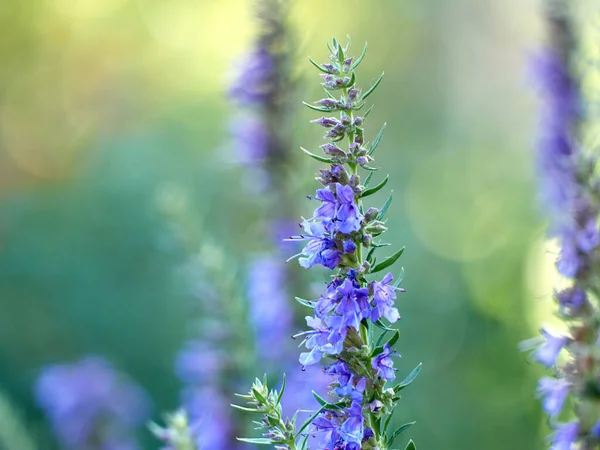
[175,340,227,385]
[248,256,293,360]
[535,329,567,368]
[230,117,269,165]
[229,48,274,105]
[35,356,149,450]
[537,377,569,417]
[550,421,579,450]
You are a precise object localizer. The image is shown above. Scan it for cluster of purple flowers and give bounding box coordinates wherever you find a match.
[236,38,419,450]
[525,8,600,449]
[35,356,149,450]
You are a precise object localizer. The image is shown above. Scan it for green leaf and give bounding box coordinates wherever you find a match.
[382,410,395,435]
[252,387,266,404]
[393,268,405,287]
[370,247,405,274]
[303,101,331,113]
[363,171,374,187]
[361,175,389,198]
[351,42,368,70]
[371,329,399,356]
[393,363,422,393]
[311,391,345,410]
[362,104,374,117]
[387,422,416,446]
[375,328,391,347]
[405,440,416,450]
[295,297,315,308]
[277,374,286,405]
[362,165,379,171]
[369,123,387,155]
[300,147,333,163]
[295,405,325,438]
[361,72,384,101]
[372,241,391,248]
[366,246,376,264]
[231,404,262,414]
[345,71,356,87]
[237,437,273,445]
[377,190,393,219]
[308,57,330,73]
[373,319,395,331]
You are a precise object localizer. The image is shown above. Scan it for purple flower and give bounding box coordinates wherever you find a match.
[339,401,365,445]
[557,237,583,278]
[229,48,274,105]
[313,187,338,224]
[592,421,600,438]
[535,329,567,368]
[35,356,149,450]
[335,183,362,233]
[334,279,370,331]
[370,272,401,323]
[531,50,579,226]
[537,377,569,417]
[550,421,579,450]
[296,316,345,367]
[175,340,226,385]
[296,221,342,270]
[372,343,399,381]
[557,287,587,313]
[182,387,234,450]
[247,256,293,360]
[230,117,269,165]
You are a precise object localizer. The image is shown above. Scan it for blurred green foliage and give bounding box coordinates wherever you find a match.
[0,0,550,449]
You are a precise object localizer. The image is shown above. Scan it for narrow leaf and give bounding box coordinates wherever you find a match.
[277,374,286,405]
[361,72,385,101]
[231,404,263,414]
[237,437,273,445]
[375,328,391,347]
[308,57,330,73]
[351,42,368,70]
[393,363,423,393]
[362,104,374,117]
[370,247,405,274]
[405,440,416,450]
[371,330,399,356]
[366,246,376,264]
[295,405,325,438]
[377,190,393,219]
[364,171,374,187]
[361,175,389,198]
[295,297,315,308]
[303,101,331,112]
[373,319,395,331]
[387,422,416,446]
[382,410,395,434]
[300,147,333,164]
[345,71,356,87]
[362,165,379,171]
[372,241,391,248]
[369,123,387,155]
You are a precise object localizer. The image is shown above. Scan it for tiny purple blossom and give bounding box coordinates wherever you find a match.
[536,329,567,368]
[371,272,401,323]
[339,401,365,445]
[537,377,570,417]
[550,421,579,450]
[557,287,586,313]
[372,343,399,381]
[335,183,362,233]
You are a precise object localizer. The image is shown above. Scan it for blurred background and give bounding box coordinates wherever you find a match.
[0,0,557,448]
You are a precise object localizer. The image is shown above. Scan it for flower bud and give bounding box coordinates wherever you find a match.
[364,207,380,222]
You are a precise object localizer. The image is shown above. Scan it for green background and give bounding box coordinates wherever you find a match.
[0,0,557,448]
